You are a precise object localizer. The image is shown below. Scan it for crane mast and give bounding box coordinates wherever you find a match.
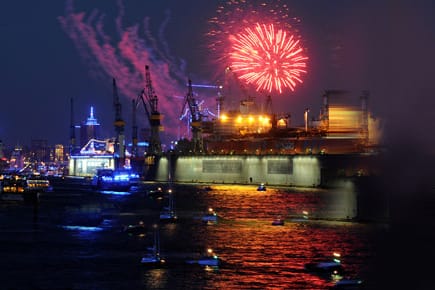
[182,79,203,153]
[131,98,138,157]
[113,78,126,169]
[134,65,162,155]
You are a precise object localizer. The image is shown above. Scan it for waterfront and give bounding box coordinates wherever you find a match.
[0,183,386,289]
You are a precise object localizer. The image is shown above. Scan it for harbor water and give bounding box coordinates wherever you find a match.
[0,182,386,289]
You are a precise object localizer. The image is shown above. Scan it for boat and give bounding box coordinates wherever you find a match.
[272,216,285,226]
[147,186,165,199]
[305,252,344,276]
[330,278,364,289]
[201,207,218,223]
[290,210,310,222]
[123,221,147,236]
[257,183,266,191]
[91,168,134,191]
[159,189,177,222]
[140,225,165,266]
[0,173,50,202]
[186,248,221,267]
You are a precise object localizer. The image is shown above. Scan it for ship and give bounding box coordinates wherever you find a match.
[91,168,136,192]
[139,89,383,188]
[0,173,51,202]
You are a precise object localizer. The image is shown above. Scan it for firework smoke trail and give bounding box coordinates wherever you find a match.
[207,0,307,94]
[58,0,192,142]
[230,23,308,94]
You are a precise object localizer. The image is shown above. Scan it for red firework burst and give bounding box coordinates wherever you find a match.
[229,23,308,94]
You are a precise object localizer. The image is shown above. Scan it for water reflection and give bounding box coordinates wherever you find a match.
[0,183,382,289]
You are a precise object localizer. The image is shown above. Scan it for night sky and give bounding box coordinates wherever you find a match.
[1,1,435,287]
[1,0,434,150]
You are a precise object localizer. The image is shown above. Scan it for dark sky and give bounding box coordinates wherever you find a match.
[1,0,435,150]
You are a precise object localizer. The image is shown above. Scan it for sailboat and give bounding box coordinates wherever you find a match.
[159,168,178,223]
[159,189,178,222]
[140,225,165,266]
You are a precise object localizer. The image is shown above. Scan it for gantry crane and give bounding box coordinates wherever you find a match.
[133,65,162,156]
[113,78,126,169]
[181,79,203,153]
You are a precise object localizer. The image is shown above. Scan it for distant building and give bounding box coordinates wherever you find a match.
[9,144,24,170]
[30,139,50,162]
[54,144,64,162]
[80,106,100,148]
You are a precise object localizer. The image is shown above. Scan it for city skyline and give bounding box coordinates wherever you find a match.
[1,0,434,151]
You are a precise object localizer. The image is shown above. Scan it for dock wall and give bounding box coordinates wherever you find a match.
[156,155,322,187]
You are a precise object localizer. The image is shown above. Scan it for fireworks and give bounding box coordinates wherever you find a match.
[229,23,308,94]
[207,0,308,94]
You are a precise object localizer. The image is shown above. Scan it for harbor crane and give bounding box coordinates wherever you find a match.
[180,79,204,153]
[132,65,162,156]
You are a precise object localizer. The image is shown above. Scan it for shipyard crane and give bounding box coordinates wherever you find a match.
[133,65,162,155]
[113,78,126,169]
[180,79,204,153]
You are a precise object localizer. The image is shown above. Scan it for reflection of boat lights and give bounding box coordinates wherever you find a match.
[332,252,341,263]
[62,225,103,232]
[100,190,131,196]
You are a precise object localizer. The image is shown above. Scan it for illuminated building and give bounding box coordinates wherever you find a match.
[80,106,100,148]
[9,145,24,170]
[54,144,64,162]
[69,138,115,177]
[30,139,50,162]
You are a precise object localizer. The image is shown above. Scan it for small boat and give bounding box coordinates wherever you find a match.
[159,190,177,222]
[272,216,285,226]
[140,226,165,266]
[201,208,218,223]
[331,278,364,289]
[123,221,147,236]
[290,210,310,222]
[305,252,343,275]
[147,187,164,199]
[257,183,266,191]
[186,248,221,267]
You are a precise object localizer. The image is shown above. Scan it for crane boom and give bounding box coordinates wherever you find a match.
[183,79,203,153]
[133,65,162,155]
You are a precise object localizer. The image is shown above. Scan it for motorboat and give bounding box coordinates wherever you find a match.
[272,216,285,226]
[330,278,364,289]
[305,252,343,275]
[257,183,266,191]
[201,208,218,223]
[290,210,310,222]
[147,187,164,199]
[186,248,221,267]
[123,221,147,236]
[140,226,165,266]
